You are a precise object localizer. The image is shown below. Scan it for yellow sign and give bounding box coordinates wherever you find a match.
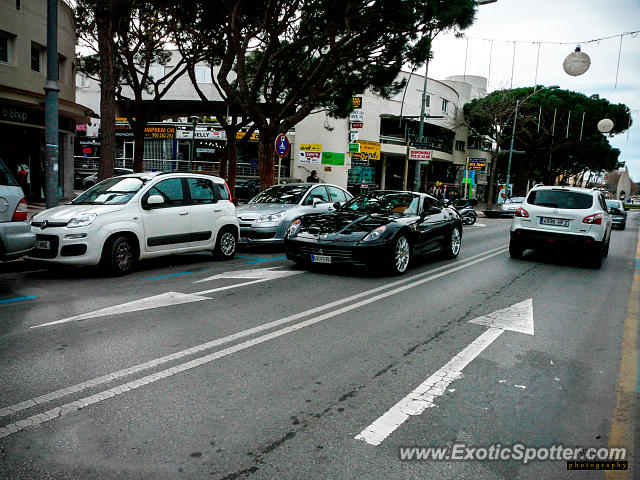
[115,117,135,122]
[357,140,381,161]
[299,144,322,151]
[352,97,362,109]
[236,131,260,141]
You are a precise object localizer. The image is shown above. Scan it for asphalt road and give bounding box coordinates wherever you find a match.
[0,215,638,479]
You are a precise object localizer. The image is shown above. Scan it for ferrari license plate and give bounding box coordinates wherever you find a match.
[311,254,332,264]
[540,217,569,227]
[35,240,50,250]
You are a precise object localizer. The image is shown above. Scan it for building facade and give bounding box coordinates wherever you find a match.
[0,0,90,200]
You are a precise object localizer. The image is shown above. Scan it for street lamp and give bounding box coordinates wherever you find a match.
[505,85,559,195]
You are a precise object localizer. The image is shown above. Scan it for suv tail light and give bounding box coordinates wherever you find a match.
[12,198,28,221]
[582,213,602,225]
[514,207,529,218]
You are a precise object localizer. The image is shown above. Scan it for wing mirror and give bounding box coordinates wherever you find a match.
[145,194,165,209]
[332,201,341,211]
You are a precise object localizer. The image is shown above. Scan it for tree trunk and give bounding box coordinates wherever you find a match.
[95,8,116,181]
[258,134,276,191]
[226,141,238,204]
[219,145,228,181]
[132,122,145,172]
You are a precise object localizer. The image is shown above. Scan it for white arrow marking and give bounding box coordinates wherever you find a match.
[355,299,534,446]
[30,267,305,328]
[194,266,303,283]
[31,292,209,328]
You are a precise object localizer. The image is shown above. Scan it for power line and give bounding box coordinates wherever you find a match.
[460,30,639,46]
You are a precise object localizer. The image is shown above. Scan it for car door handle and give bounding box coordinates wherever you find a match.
[213,208,223,212]
[178,210,189,216]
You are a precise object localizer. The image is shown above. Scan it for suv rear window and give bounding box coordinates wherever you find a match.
[527,190,593,209]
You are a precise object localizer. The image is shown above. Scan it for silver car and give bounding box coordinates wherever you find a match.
[500,196,525,216]
[605,199,627,229]
[0,159,35,260]
[237,183,352,245]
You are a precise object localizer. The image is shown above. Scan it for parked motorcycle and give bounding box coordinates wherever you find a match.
[444,198,477,226]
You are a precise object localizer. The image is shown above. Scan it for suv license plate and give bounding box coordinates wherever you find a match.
[540,217,569,227]
[311,254,332,264]
[35,240,50,250]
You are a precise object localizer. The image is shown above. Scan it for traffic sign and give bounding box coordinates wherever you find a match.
[275,134,290,158]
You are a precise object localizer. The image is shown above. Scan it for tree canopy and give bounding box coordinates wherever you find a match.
[463,87,631,200]
[161,0,477,189]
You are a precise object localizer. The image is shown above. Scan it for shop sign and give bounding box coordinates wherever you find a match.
[408,148,432,161]
[349,130,359,142]
[321,152,345,165]
[349,110,364,122]
[350,152,369,166]
[349,143,360,153]
[299,143,322,151]
[351,122,363,129]
[177,130,226,140]
[236,131,260,141]
[352,97,362,109]
[299,151,321,164]
[467,158,487,171]
[1,105,29,123]
[357,140,381,160]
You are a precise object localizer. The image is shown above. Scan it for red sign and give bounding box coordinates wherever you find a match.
[351,122,363,129]
[409,148,432,160]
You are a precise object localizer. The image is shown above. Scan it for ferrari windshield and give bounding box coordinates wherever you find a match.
[72,177,145,205]
[249,184,311,204]
[342,192,420,215]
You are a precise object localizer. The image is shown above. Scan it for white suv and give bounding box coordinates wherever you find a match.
[27,172,239,275]
[509,185,612,268]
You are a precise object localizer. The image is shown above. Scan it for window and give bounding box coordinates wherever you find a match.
[326,186,347,203]
[526,190,593,210]
[31,44,41,72]
[0,36,8,63]
[418,92,430,108]
[78,74,88,87]
[146,178,186,207]
[304,186,330,205]
[16,0,20,11]
[441,99,448,113]
[0,159,18,186]
[187,178,216,204]
[194,66,212,84]
[148,65,164,82]
[455,140,465,152]
[215,183,230,200]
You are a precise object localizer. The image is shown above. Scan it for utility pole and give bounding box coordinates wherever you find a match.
[44,0,59,208]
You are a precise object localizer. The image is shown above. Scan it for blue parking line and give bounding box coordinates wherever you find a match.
[140,269,208,281]
[246,256,288,264]
[235,255,263,260]
[0,296,36,304]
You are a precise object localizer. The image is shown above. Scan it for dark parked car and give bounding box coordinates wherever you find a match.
[81,168,134,189]
[284,190,462,275]
[235,179,261,201]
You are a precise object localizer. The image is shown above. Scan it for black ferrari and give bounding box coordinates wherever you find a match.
[284,191,463,274]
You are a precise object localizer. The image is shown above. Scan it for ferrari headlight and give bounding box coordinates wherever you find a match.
[362,225,387,242]
[286,219,302,238]
[67,213,97,228]
[256,212,285,223]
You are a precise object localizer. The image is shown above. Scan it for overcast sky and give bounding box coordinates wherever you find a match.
[427,0,640,181]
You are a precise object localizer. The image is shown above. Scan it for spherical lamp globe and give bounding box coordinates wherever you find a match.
[563,46,591,76]
[597,118,614,133]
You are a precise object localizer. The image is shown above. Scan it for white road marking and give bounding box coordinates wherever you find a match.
[1,247,508,437]
[30,268,303,328]
[354,299,534,446]
[468,298,534,334]
[31,292,209,328]
[194,266,303,283]
[468,223,487,228]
